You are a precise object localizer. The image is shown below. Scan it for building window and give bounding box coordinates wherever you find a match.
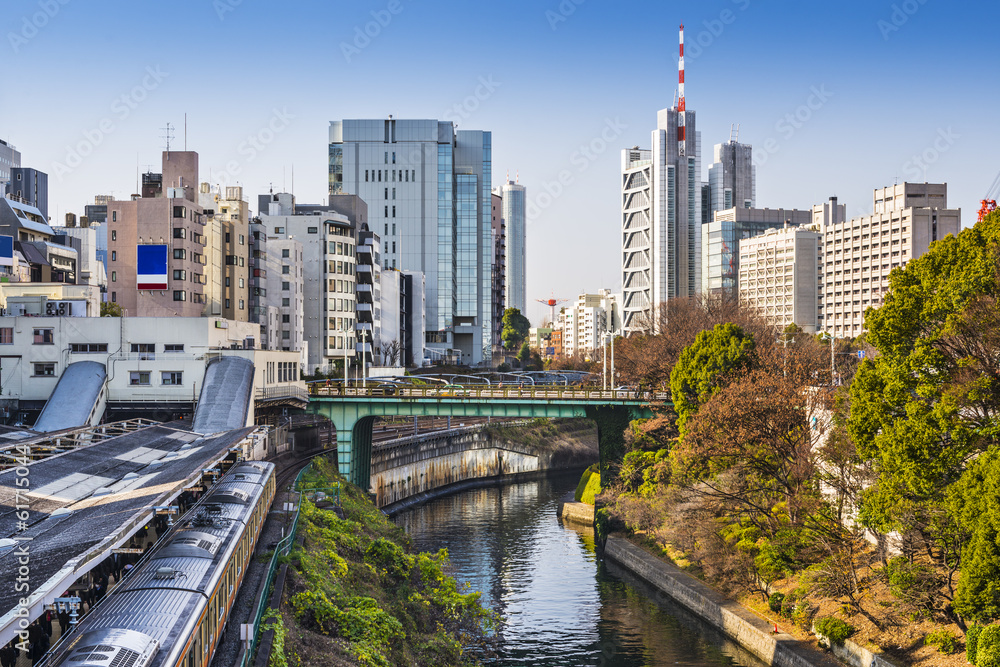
[282,314,290,323]
[173,270,186,280]
[111,251,117,261]
[33,329,54,345]
[282,265,290,274]
[111,231,116,241]
[173,249,186,260]
[239,299,245,309]
[282,281,290,291]
[282,331,290,340]
[282,249,289,258]
[365,169,369,182]
[239,234,245,245]
[239,278,245,288]
[274,227,285,234]
[34,363,56,377]
[225,299,231,308]
[161,371,183,386]
[129,371,150,386]
[308,227,318,234]
[0,328,11,345]
[282,298,290,307]
[164,344,184,352]
[392,206,395,218]
[225,232,231,243]
[173,290,186,301]
[112,211,117,222]
[70,343,108,353]
[173,228,186,239]
[111,292,116,302]
[111,271,116,282]
[172,206,186,218]
[131,343,155,359]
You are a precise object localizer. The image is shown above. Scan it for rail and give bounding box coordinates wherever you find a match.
[255,385,309,402]
[308,384,667,402]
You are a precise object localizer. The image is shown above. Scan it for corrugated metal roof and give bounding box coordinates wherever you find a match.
[192,357,254,434]
[33,361,106,432]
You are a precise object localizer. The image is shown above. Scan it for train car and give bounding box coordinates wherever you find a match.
[43,460,276,667]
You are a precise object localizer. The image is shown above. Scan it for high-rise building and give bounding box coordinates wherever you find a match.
[738,224,822,333]
[400,270,425,367]
[106,151,208,316]
[707,140,754,215]
[621,26,702,333]
[497,178,525,313]
[266,238,305,354]
[0,140,21,193]
[701,207,812,297]
[9,168,48,221]
[819,182,960,338]
[329,118,494,365]
[199,184,250,321]
[490,192,505,357]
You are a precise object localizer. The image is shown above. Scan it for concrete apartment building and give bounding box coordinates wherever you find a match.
[107,151,207,316]
[558,290,621,359]
[738,224,823,333]
[329,118,494,365]
[259,193,357,374]
[702,207,812,297]
[266,238,305,355]
[820,182,960,338]
[52,214,107,289]
[198,184,250,320]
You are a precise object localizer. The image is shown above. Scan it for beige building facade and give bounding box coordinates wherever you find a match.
[738,224,822,333]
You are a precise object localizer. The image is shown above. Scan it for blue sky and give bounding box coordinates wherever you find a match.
[2,0,996,325]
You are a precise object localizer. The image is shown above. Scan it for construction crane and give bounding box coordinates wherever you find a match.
[536,294,569,327]
[979,169,1000,222]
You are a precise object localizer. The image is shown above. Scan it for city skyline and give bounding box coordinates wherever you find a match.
[3,0,997,325]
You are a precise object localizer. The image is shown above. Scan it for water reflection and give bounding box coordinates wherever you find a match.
[393,474,765,667]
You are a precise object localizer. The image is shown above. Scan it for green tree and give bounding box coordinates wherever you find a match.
[848,210,1000,624]
[501,308,530,350]
[669,322,756,433]
[517,341,531,365]
[100,301,124,317]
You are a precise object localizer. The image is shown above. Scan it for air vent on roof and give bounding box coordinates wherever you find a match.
[154,567,178,580]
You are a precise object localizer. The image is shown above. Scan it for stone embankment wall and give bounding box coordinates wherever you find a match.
[372,419,597,509]
[604,537,845,667]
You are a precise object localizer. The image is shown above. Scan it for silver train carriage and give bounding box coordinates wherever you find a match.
[44,460,276,667]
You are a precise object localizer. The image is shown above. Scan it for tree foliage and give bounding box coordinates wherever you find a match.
[670,322,756,433]
[100,301,124,317]
[501,308,530,350]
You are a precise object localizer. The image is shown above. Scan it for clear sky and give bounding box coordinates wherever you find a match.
[3,0,997,325]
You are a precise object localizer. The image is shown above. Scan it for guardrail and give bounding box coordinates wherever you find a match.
[240,463,310,667]
[308,384,667,402]
[254,385,309,402]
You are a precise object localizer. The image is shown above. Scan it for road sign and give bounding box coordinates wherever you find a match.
[857,350,866,360]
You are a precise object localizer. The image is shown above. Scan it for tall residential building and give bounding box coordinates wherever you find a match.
[621,27,702,333]
[260,194,357,373]
[199,184,250,321]
[9,168,48,221]
[738,224,822,333]
[819,182,960,338]
[329,118,494,365]
[266,238,305,354]
[106,152,207,316]
[558,290,621,358]
[490,192,505,357]
[701,207,812,297]
[0,140,21,193]
[497,179,526,313]
[53,214,107,289]
[707,140,754,215]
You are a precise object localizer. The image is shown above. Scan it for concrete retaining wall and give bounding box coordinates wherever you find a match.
[371,420,598,509]
[560,501,594,525]
[813,626,899,667]
[604,537,842,667]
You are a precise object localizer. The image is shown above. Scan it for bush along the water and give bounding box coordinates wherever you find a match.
[814,616,855,645]
[574,464,599,503]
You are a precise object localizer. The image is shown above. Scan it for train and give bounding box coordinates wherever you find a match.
[43,459,276,667]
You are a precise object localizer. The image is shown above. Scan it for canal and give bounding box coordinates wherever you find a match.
[392,472,767,667]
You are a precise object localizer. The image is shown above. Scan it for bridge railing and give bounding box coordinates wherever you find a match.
[308,384,668,402]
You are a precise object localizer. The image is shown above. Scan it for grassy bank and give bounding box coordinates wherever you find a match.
[275,456,496,667]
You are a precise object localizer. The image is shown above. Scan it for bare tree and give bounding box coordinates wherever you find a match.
[379,338,403,367]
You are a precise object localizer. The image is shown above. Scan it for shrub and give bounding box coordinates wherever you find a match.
[580,470,602,505]
[363,537,413,579]
[968,625,983,664]
[924,629,959,654]
[574,464,599,502]
[978,625,1000,667]
[814,616,855,645]
[768,592,785,613]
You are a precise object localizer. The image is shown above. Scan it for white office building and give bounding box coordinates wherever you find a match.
[558,290,621,358]
[329,118,493,365]
[266,238,306,356]
[496,179,526,313]
[738,224,822,333]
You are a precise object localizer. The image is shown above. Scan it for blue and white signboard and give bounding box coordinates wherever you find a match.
[136,244,168,290]
[0,235,13,268]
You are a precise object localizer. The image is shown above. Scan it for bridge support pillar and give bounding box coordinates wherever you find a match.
[585,405,641,480]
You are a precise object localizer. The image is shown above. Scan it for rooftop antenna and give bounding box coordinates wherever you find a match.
[291,164,294,195]
[677,25,686,157]
[730,123,740,143]
[516,170,519,184]
[161,122,174,153]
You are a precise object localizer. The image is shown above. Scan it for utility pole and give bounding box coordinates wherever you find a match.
[602,335,608,391]
[829,333,836,386]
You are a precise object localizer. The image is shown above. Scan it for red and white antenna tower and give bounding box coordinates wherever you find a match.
[536,293,569,327]
[677,24,687,157]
